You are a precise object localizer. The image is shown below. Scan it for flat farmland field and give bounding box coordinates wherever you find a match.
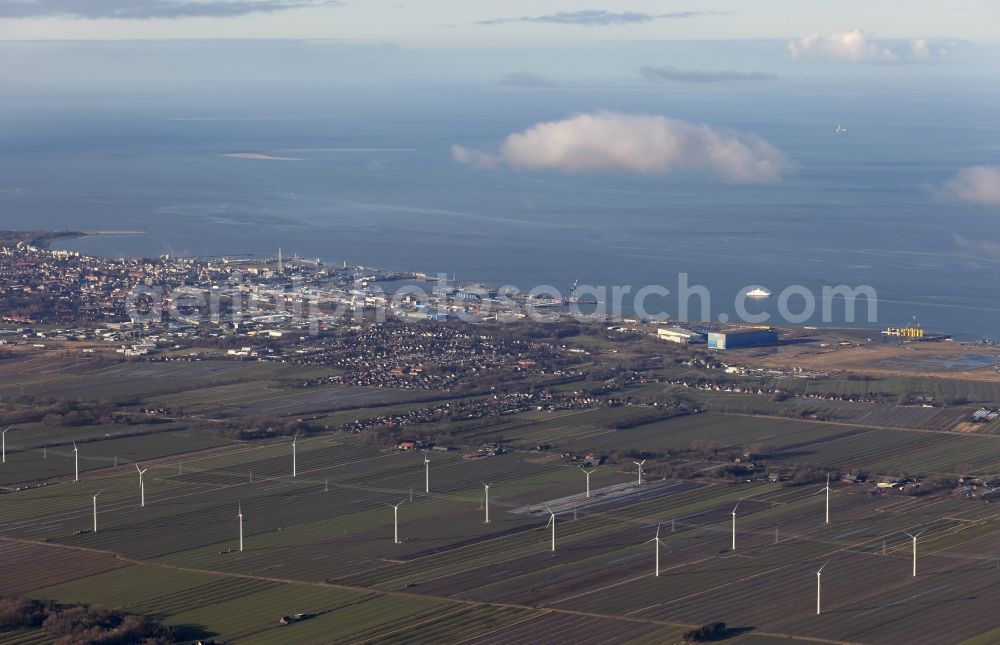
[150,380,422,417]
[4,362,1000,643]
[517,410,1000,477]
[2,552,559,644]
[440,408,634,447]
[0,541,130,595]
[0,355,274,400]
[3,428,1000,644]
[0,428,232,486]
[0,353,416,417]
[697,391,977,432]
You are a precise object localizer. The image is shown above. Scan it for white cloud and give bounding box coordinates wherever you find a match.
[451,144,500,169]
[640,65,777,84]
[0,0,341,19]
[499,72,558,88]
[475,10,719,27]
[452,112,791,183]
[953,234,1000,257]
[945,166,1000,205]
[788,29,953,64]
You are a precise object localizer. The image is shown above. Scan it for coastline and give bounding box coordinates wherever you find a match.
[7,228,991,343]
[0,229,85,249]
[1,229,147,250]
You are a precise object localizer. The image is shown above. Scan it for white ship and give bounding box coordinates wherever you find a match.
[746,287,771,298]
[835,123,848,134]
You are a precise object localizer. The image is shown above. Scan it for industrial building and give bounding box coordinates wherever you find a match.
[656,327,706,344]
[707,327,778,350]
[883,326,925,339]
[456,285,498,301]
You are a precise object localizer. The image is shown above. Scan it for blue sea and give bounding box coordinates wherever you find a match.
[2,81,999,338]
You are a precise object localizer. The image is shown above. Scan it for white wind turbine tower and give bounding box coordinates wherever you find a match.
[582,466,598,498]
[92,490,103,533]
[816,561,829,615]
[647,523,666,577]
[818,475,832,524]
[424,454,430,493]
[73,442,79,482]
[135,465,147,508]
[481,482,491,523]
[544,505,556,552]
[1,425,10,463]
[904,528,928,577]
[291,433,298,478]
[634,459,646,485]
[388,499,406,544]
[731,502,740,551]
[237,502,244,552]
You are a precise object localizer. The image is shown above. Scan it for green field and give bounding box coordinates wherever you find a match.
[2,423,1000,644]
[4,348,1000,644]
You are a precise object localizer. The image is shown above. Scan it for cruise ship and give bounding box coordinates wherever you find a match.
[746,287,771,298]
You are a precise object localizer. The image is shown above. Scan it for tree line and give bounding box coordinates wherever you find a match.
[0,596,175,644]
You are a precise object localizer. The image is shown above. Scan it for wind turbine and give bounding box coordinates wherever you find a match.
[424,454,430,493]
[1,425,10,463]
[388,499,406,544]
[818,475,832,524]
[481,482,491,523]
[73,442,79,482]
[135,464,147,508]
[92,490,103,533]
[731,502,740,551]
[582,466,598,498]
[291,433,298,478]
[647,524,666,577]
[903,528,928,577]
[544,505,556,552]
[237,501,244,552]
[816,561,829,614]
[634,459,646,485]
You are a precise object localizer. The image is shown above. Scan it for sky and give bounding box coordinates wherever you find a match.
[0,0,998,43]
[0,1,998,91]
